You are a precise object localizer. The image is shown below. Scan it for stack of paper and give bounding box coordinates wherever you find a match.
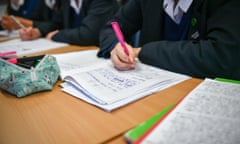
[124,104,175,143]
[136,79,240,144]
[0,30,19,41]
[54,50,190,112]
[53,50,105,80]
[0,38,68,56]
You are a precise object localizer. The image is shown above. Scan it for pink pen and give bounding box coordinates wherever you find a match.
[111,22,129,55]
[6,58,18,64]
[0,51,17,57]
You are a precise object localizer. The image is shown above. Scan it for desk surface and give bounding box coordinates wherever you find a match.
[0,45,202,144]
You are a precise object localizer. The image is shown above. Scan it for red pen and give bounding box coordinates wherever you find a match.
[111,22,129,55]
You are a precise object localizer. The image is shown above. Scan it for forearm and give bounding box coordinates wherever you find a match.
[16,16,33,27]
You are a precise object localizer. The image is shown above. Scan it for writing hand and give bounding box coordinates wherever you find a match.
[110,42,137,70]
[1,15,19,31]
[19,27,41,41]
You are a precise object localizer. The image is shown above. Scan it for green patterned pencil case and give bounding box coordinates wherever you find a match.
[0,55,60,97]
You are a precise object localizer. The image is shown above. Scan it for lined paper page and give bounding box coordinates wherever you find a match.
[64,61,178,104]
[61,60,190,111]
[52,50,105,79]
[140,79,240,144]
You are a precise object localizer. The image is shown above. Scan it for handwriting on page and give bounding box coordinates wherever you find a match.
[61,57,190,111]
[142,79,240,144]
[84,63,167,92]
[66,62,172,104]
[147,112,240,144]
[87,68,147,91]
[182,80,240,118]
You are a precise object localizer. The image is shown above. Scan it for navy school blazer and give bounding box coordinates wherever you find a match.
[98,0,240,80]
[35,0,119,46]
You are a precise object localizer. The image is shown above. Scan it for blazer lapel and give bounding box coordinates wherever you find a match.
[63,2,71,28]
[158,0,164,39]
[187,0,205,41]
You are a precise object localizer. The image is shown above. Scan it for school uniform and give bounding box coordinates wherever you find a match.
[35,0,119,46]
[0,0,7,30]
[7,0,41,19]
[98,0,240,80]
[7,0,59,22]
[32,0,60,22]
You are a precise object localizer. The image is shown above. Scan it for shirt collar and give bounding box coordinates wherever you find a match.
[177,0,193,13]
[45,0,56,9]
[11,0,24,11]
[70,0,82,14]
[163,0,193,24]
[163,0,193,13]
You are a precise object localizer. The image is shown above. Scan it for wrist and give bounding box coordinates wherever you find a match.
[34,28,42,38]
[19,18,33,27]
[134,48,141,57]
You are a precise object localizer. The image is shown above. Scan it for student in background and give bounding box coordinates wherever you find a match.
[19,0,119,46]
[1,0,60,31]
[97,0,240,80]
[0,0,7,30]
[7,0,41,18]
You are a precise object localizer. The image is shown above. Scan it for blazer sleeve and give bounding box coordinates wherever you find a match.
[52,0,119,46]
[139,0,240,80]
[98,0,142,57]
[33,0,63,36]
[99,0,240,80]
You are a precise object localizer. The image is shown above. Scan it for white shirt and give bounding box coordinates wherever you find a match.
[11,0,24,11]
[45,0,56,9]
[70,0,83,14]
[163,0,193,24]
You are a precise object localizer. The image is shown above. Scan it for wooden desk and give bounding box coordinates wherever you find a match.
[0,45,202,144]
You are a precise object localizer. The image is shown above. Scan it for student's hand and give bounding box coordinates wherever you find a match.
[110,43,137,70]
[19,27,41,41]
[46,30,59,40]
[15,16,33,27]
[1,15,19,31]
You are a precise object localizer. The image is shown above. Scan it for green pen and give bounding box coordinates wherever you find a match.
[215,77,240,84]
[35,59,41,67]
[124,104,175,143]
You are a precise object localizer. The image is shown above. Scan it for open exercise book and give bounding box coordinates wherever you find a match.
[0,38,68,56]
[136,79,240,144]
[53,50,190,112]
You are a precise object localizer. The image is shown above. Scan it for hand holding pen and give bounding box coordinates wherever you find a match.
[5,15,40,41]
[111,22,137,70]
[9,15,26,30]
[1,15,20,31]
[19,27,41,41]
